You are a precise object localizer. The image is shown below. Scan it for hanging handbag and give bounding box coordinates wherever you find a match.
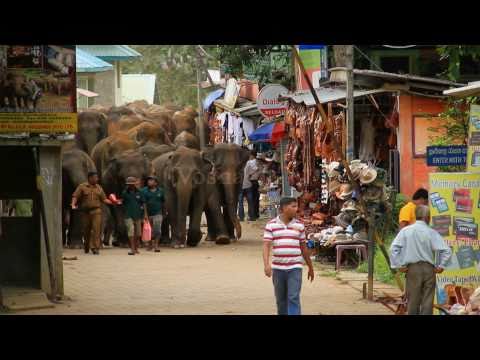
[142,220,152,242]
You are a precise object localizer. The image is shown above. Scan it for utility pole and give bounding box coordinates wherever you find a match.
[345,45,354,162]
[196,53,205,150]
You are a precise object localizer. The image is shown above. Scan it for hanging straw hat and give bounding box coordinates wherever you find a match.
[328,179,341,193]
[326,161,341,178]
[334,212,353,228]
[341,200,358,212]
[337,183,353,200]
[359,166,378,185]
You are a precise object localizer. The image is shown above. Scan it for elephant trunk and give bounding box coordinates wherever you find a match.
[175,183,193,246]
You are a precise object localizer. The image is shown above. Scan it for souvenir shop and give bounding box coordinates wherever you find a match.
[282,87,399,265]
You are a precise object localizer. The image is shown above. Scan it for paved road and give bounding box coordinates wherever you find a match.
[22,221,391,315]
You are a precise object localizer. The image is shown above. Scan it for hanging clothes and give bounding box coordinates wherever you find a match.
[359,118,376,162]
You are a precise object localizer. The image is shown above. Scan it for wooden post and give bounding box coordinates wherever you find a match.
[345,45,354,161]
[196,54,205,150]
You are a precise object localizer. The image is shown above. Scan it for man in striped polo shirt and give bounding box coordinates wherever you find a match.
[263,197,314,315]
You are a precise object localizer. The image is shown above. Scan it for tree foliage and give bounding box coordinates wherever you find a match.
[122,45,219,107]
[437,45,480,81]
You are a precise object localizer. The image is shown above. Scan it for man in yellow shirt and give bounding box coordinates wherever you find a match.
[399,188,429,229]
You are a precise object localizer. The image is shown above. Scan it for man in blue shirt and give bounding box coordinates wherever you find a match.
[390,205,452,315]
[119,177,147,256]
[141,176,164,253]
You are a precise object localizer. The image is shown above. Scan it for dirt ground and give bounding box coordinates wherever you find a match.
[20,221,392,315]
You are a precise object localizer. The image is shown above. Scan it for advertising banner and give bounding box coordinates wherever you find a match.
[257,84,289,118]
[467,104,480,172]
[295,45,328,91]
[0,45,77,133]
[429,172,480,309]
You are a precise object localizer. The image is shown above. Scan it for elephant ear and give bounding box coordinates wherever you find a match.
[200,150,215,174]
[202,147,217,167]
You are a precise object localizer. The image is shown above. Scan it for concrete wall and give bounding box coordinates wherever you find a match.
[398,94,446,197]
[91,69,116,108]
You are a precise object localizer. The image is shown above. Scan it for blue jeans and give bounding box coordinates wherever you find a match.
[238,187,255,221]
[272,268,302,315]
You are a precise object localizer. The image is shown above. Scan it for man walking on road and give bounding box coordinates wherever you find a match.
[399,188,429,229]
[120,177,148,256]
[71,171,117,255]
[239,150,258,222]
[390,205,452,315]
[263,197,314,315]
[141,176,164,253]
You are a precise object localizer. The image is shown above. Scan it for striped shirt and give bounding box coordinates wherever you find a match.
[264,216,306,270]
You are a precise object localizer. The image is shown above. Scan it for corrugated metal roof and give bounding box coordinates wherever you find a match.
[214,98,261,117]
[76,48,113,73]
[77,45,142,61]
[444,81,480,98]
[283,87,392,106]
[352,69,465,87]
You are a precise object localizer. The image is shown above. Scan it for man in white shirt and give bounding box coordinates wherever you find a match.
[238,150,258,221]
[390,205,452,315]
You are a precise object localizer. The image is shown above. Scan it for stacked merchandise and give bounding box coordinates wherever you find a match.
[284,101,345,235]
[283,101,393,251]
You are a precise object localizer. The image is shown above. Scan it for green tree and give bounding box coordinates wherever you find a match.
[122,45,219,107]
[437,45,480,81]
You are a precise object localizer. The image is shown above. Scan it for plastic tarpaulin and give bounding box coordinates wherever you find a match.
[203,89,225,111]
[249,121,285,144]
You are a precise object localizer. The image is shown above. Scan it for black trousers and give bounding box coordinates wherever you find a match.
[250,180,260,219]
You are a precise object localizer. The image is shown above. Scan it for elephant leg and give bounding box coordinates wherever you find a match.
[204,206,217,241]
[62,208,70,247]
[187,197,205,247]
[223,206,236,241]
[160,216,171,245]
[68,210,84,249]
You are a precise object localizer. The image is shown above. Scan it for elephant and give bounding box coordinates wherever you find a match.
[61,148,96,248]
[172,109,197,135]
[174,130,200,150]
[91,123,170,179]
[202,144,250,243]
[144,111,176,141]
[152,146,209,248]
[0,73,41,109]
[139,142,175,162]
[102,149,154,246]
[116,114,145,133]
[75,111,109,155]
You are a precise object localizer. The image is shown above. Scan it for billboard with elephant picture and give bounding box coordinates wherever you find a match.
[0,45,77,133]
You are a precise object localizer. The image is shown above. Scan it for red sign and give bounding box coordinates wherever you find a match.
[257,84,289,118]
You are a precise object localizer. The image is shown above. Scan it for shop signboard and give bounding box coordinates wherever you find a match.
[426,145,467,166]
[257,84,289,118]
[429,172,480,311]
[295,45,328,91]
[467,104,480,172]
[0,45,77,133]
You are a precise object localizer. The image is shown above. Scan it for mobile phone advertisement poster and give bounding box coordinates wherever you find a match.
[429,172,480,306]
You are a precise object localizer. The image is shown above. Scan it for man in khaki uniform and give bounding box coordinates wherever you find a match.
[71,171,116,255]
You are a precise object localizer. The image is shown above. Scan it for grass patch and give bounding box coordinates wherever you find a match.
[356,233,405,286]
[319,270,338,278]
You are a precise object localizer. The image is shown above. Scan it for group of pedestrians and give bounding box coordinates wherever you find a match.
[71,172,165,256]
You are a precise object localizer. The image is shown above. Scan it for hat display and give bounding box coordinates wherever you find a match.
[126,176,138,185]
[359,166,377,185]
[341,200,358,212]
[362,185,383,201]
[326,161,340,178]
[337,183,353,200]
[334,212,353,228]
[353,231,369,243]
[328,179,341,193]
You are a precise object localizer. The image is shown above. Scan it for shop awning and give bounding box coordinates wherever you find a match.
[77,88,99,97]
[203,89,225,110]
[249,121,285,144]
[282,87,392,106]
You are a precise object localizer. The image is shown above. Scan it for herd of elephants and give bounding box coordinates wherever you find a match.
[62,100,251,249]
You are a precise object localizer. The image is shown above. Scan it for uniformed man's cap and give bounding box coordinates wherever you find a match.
[125,176,138,185]
[87,171,98,177]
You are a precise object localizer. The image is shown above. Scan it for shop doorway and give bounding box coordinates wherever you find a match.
[0,147,40,289]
